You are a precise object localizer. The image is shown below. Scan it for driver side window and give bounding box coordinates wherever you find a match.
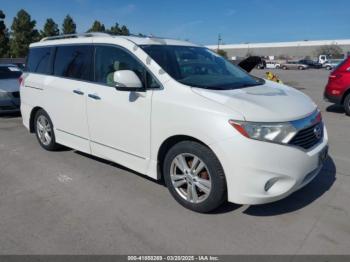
[94,45,159,88]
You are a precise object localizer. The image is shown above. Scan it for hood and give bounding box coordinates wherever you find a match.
[191,80,317,122]
[0,79,20,93]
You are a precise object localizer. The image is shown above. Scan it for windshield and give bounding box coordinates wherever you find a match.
[0,66,22,79]
[140,45,264,90]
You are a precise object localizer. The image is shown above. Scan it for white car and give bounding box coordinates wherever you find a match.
[0,64,21,113]
[21,33,328,212]
[265,61,281,69]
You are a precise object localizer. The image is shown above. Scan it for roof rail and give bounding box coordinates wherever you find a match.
[40,32,112,42]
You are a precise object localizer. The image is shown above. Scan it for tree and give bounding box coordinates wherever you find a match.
[216,49,227,58]
[108,22,121,35]
[87,20,105,33]
[107,23,130,36]
[41,18,59,38]
[315,45,344,59]
[119,25,129,36]
[62,15,76,34]
[0,10,10,57]
[10,9,40,58]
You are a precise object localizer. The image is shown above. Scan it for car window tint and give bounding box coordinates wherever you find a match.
[53,45,93,81]
[0,66,22,79]
[26,47,51,74]
[94,45,159,88]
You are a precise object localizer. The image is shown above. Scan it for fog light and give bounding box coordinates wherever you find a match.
[264,178,279,192]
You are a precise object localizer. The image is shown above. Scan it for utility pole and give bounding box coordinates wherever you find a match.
[217,34,222,50]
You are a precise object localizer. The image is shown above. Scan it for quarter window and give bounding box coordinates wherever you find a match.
[53,45,93,81]
[26,47,52,74]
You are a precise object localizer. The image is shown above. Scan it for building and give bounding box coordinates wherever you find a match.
[206,39,350,60]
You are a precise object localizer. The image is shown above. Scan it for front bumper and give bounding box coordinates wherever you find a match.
[211,126,328,205]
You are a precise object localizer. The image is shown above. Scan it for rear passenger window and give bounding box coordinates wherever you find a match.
[26,47,51,74]
[53,45,93,81]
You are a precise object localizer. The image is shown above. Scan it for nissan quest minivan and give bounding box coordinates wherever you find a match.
[21,33,328,212]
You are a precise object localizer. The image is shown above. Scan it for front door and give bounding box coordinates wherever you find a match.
[86,45,158,174]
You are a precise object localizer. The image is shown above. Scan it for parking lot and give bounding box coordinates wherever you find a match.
[0,69,349,255]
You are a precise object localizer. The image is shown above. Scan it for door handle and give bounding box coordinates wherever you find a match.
[73,89,84,95]
[88,94,101,100]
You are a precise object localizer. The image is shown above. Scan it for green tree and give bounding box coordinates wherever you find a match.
[119,25,129,36]
[62,15,76,34]
[108,22,121,35]
[41,18,59,38]
[10,9,40,58]
[87,20,105,33]
[315,45,344,59]
[0,10,10,57]
[216,49,227,58]
[107,23,130,36]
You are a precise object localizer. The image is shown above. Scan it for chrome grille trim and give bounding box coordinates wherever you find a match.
[288,110,323,150]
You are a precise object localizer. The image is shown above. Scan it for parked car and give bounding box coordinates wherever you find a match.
[281,61,309,70]
[256,59,266,69]
[323,59,343,70]
[265,61,281,69]
[0,64,21,113]
[21,33,328,212]
[298,59,322,69]
[324,56,350,115]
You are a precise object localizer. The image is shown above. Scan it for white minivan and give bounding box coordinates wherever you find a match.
[21,33,328,212]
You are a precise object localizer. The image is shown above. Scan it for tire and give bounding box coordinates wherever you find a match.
[326,66,332,70]
[34,109,60,151]
[163,141,227,213]
[298,66,304,70]
[344,93,350,116]
[282,66,287,70]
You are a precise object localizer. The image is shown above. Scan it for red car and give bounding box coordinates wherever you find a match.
[324,57,350,115]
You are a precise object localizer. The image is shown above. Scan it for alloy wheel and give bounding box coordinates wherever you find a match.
[170,153,212,203]
[36,115,52,146]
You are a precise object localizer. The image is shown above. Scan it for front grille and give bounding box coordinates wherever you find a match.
[289,122,323,150]
[11,91,20,98]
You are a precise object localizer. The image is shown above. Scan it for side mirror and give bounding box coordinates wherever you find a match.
[113,70,145,92]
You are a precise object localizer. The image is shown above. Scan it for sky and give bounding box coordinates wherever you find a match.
[2,0,350,45]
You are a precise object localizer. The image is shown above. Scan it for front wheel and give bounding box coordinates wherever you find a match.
[282,66,287,70]
[344,93,350,116]
[326,66,332,70]
[163,141,227,213]
[298,66,304,70]
[34,109,61,151]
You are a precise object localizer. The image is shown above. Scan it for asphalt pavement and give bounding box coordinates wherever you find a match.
[0,69,349,254]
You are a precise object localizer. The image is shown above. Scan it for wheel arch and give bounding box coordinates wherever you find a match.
[157,135,209,179]
[341,87,350,104]
[29,106,44,133]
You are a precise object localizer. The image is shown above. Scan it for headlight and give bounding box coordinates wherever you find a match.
[229,120,297,144]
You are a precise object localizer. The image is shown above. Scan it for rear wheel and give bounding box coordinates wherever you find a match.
[163,141,227,213]
[298,66,304,70]
[34,109,60,151]
[282,66,287,70]
[344,93,350,116]
[326,66,332,70]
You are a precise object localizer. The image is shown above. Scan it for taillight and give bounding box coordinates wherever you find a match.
[19,75,24,87]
